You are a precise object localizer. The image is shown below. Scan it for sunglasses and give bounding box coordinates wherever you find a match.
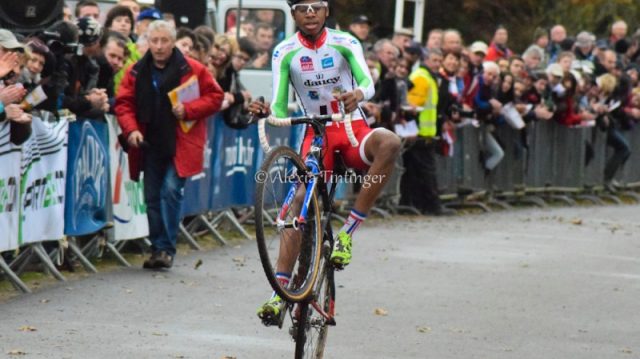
[291,1,328,14]
[234,54,251,62]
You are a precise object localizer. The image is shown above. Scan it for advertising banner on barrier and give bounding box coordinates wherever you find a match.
[19,116,68,245]
[181,115,216,217]
[64,119,110,236]
[179,115,303,217]
[0,122,22,252]
[107,116,149,240]
[210,119,263,210]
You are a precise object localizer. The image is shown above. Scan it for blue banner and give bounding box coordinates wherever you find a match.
[64,119,110,236]
[210,118,263,210]
[180,114,305,215]
[181,115,218,217]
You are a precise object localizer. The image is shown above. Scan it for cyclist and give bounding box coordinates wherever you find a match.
[249,0,401,323]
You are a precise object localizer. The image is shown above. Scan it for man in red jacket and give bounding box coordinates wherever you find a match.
[115,20,223,269]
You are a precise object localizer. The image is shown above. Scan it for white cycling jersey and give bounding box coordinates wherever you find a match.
[270,28,375,120]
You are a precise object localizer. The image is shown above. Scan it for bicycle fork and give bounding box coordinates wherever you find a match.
[276,157,321,231]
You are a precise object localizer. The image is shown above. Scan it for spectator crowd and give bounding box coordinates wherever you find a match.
[343,19,640,214]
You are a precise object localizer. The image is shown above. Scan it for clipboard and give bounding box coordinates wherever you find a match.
[168,75,199,133]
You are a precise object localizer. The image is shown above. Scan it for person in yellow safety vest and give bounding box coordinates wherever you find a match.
[407,48,443,138]
[400,47,455,216]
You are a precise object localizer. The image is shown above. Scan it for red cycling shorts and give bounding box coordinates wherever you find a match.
[299,119,383,173]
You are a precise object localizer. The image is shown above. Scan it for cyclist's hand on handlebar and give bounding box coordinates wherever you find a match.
[337,89,363,114]
[248,100,271,117]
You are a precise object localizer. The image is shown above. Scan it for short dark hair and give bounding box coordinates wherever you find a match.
[442,50,461,61]
[176,27,197,44]
[75,0,99,17]
[104,5,134,34]
[255,22,274,35]
[237,37,256,58]
[100,31,131,58]
[509,55,524,65]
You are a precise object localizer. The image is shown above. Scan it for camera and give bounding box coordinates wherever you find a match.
[38,30,78,56]
[32,21,79,57]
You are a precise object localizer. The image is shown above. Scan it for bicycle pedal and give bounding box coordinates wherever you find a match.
[259,313,281,327]
[332,262,346,271]
[327,318,337,326]
[261,317,280,327]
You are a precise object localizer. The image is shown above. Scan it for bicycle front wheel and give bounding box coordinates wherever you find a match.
[294,261,334,359]
[255,146,323,303]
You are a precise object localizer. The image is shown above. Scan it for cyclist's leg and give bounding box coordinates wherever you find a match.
[352,126,401,213]
[330,124,401,266]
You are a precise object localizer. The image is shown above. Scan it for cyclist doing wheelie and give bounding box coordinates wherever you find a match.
[249,0,401,323]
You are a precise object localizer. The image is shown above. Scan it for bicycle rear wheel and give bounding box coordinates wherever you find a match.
[255,146,323,303]
[294,260,333,359]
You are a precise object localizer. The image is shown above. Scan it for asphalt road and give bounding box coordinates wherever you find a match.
[1,205,639,359]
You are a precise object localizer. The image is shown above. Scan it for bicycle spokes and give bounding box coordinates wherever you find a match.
[255,146,324,303]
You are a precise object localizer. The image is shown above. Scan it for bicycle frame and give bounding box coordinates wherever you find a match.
[275,124,339,325]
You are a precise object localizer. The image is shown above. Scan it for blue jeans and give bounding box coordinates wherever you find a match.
[143,154,185,256]
[605,128,631,181]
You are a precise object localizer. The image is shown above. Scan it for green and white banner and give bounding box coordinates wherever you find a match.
[19,116,68,246]
[0,121,22,252]
[107,115,148,240]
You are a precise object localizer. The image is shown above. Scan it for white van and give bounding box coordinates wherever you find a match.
[216,0,294,102]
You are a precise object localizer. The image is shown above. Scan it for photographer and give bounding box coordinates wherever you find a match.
[62,17,109,118]
[0,30,30,144]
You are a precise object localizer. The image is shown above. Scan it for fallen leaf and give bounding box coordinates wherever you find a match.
[152,332,168,336]
[232,256,245,263]
[18,326,37,332]
[125,289,133,294]
[40,299,50,304]
[416,326,431,333]
[153,274,167,279]
[571,218,582,225]
[194,259,203,270]
[620,348,632,354]
[374,308,388,316]
[7,349,26,355]
[221,356,237,359]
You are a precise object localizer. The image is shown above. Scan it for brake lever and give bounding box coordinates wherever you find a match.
[248,96,267,125]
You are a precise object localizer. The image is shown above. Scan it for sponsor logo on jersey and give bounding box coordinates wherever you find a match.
[308,91,320,100]
[273,50,280,59]
[303,76,341,87]
[300,56,314,71]
[321,57,334,69]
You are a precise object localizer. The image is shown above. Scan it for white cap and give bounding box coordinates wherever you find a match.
[546,63,564,77]
[469,41,488,54]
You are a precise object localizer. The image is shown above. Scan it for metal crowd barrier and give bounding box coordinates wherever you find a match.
[432,120,640,210]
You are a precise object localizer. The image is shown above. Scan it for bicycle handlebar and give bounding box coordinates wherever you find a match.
[257,112,359,153]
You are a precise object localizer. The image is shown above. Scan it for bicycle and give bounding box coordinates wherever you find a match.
[253,106,359,359]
